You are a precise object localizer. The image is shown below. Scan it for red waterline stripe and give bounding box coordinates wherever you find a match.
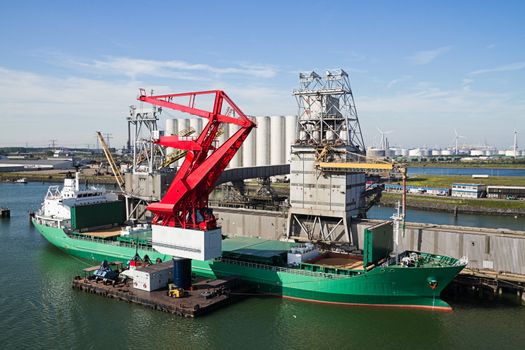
[267,294,453,312]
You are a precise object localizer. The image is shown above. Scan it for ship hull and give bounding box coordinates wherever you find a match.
[33,220,462,311]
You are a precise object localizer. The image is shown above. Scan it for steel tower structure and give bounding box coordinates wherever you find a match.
[293,69,365,153]
[287,69,367,244]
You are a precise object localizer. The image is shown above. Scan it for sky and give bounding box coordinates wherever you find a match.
[0,0,524,149]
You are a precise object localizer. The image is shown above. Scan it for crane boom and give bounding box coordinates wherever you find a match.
[96,131,125,191]
[138,89,255,230]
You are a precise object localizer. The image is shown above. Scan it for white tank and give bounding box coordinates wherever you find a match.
[284,115,297,163]
[229,124,242,168]
[270,115,284,165]
[165,119,178,156]
[256,116,270,166]
[177,119,191,166]
[441,149,452,156]
[408,149,422,157]
[431,149,442,156]
[470,150,484,156]
[366,147,386,158]
[400,149,409,157]
[189,118,202,137]
[242,123,256,167]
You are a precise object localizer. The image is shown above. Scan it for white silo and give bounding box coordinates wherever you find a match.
[470,150,484,156]
[229,124,242,168]
[165,118,178,157]
[270,115,284,165]
[284,115,297,163]
[408,149,422,157]
[366,147,386,158]
[242,121,256,167]
[176,119,191,166]
[189,118,202,136]
[256,116,270,166]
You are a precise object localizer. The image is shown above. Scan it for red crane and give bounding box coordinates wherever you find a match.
[138,89,255,231]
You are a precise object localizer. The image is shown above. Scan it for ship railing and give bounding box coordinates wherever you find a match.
[216,257,351,279]
[33,214,66,228]
[67,233,157,251]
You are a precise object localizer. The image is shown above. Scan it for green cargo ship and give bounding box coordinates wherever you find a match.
[32,215,465,311]
[32,174,466,311]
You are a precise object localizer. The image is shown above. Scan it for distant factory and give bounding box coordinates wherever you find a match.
[365,129,523,160]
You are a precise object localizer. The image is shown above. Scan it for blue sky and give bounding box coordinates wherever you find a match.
[0,0,524,149]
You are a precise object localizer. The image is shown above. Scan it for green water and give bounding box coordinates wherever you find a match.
[1,183,524,350]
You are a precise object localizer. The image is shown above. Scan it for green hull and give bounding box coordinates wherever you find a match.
[33,220,463,311]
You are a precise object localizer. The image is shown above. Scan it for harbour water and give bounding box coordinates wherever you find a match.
[1,182,524,349]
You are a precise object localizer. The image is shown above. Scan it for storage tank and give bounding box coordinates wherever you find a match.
[431,149,442,156]
[229,124,242,168]
[366,147,386,158]
[177,119,191,166]
[441,149,452,156]
[256,116,270,166]
[408,149,422,157]
[165,119,178,156]
[270,115,284,165]
[172,258,191,289]
[242,120,256,167]
[189,118,202,136]
[470,150,484,156]
[284,115,297,162]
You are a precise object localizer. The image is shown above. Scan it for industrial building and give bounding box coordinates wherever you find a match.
[451,183,486,198]
[486,186,525,200]
[0,158,74,171]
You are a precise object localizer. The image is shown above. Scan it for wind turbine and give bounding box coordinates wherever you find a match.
[454,129,466,155]
[377,128,394,150]
[513,129,518,158]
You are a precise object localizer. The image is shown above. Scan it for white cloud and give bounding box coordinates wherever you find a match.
[406,46,452,65]
[0,66,291,147]
[469,62,525,75]
[386,75,412,89]
[64,56,278,80]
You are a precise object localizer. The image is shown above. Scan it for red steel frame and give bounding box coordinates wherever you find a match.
[138,89,255,230]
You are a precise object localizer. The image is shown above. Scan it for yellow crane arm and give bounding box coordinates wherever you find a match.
[96,131,125,191]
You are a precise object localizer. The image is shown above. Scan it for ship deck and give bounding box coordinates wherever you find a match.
[78,227,122,239]
[306,252,366,271]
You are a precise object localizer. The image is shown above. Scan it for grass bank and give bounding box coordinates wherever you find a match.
[400,175,525,188]
[381,192,525,215]
[0,171,117,185]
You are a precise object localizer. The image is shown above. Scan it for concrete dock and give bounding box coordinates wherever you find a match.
[72,275,247,317]
[213,206,525,303]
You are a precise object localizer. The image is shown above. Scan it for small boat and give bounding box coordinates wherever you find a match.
[15,178,27,184]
